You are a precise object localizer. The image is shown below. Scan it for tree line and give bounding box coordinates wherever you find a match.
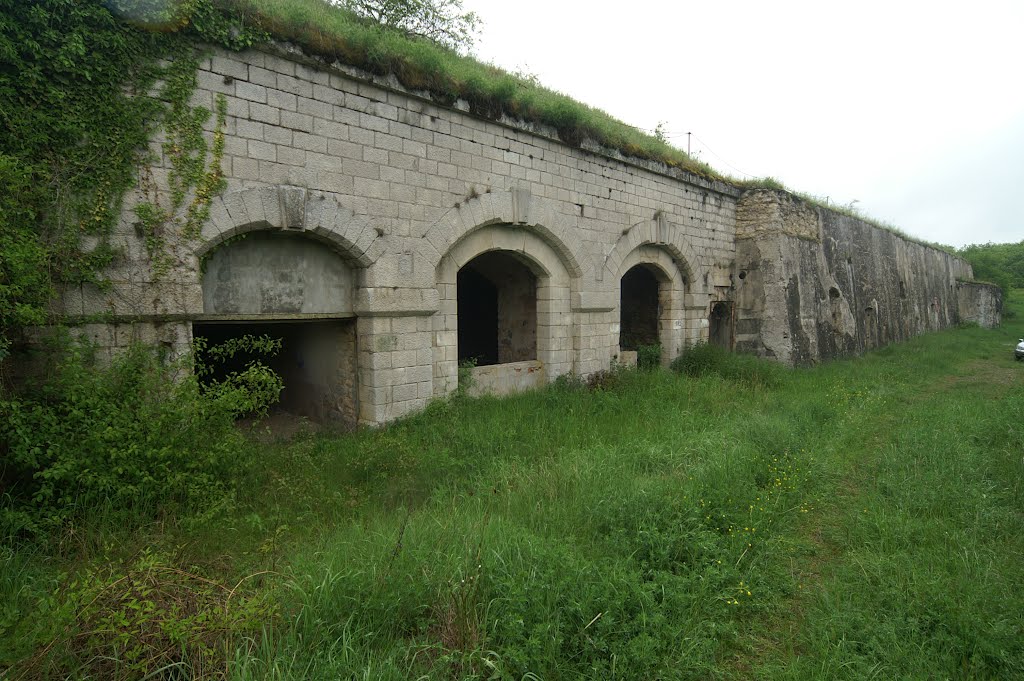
[958,241,1024,293]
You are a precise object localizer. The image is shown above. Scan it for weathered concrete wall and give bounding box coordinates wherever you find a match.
[957,281,1003,328]
[468,360,545,397]
[202,232,355,316]
[734,189,1001,365]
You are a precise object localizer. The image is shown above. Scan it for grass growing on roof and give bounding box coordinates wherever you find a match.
[220,0,958,252]
[220,0,722,178]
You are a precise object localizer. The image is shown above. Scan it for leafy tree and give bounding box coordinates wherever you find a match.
[332,0,480,52]
[958,241,1024,293]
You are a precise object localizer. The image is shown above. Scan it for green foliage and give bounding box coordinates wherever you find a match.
[671,341,782,387]
[456,356,476,396]
[4,298,1024,678]
[0,335,281,533]
[958,240,1024,293]
[0,0,163,348]
[0,156,50,361]
[0,0,259,350]
[635,342,661,370]
[136,62,230,274]
[194,333,284,417]
[334,0,480,52]
[19,548,274,680]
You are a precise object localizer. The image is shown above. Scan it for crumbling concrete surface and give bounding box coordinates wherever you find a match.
[734,189,1002,365]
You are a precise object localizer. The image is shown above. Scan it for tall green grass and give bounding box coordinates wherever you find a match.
[3,294,1021,678]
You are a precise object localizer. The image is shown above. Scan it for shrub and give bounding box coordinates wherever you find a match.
[670,342,782,388]
[0,335,281,533]
[550,371,586,392]
[552,365,640,392]
[585,368,621,391]
[456,357,477,396]
[16,548,274,681]
[636,342,662,370]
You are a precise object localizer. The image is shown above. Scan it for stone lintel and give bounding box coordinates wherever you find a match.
[354,287,440,317]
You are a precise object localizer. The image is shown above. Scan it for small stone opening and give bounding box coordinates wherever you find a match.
[620,264,661,350]
[457,251,537,366]
[192,320,357,428]
[829,287,843,326]
[709,301,734,349]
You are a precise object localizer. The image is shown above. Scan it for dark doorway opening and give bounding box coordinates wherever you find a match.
[192,319,357,427]
[620,265,660,350]
[457,267,499,365]
[709,302,734,349]
[457,251,537,366]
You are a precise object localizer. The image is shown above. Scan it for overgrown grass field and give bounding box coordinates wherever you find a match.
[3,294,1022,679]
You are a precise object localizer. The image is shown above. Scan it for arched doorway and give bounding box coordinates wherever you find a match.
[619,264,661,351]
[433,225,574,397]
[457,251,537,366]
[194,231,358,426]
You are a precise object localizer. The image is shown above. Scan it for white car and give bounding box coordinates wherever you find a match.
[1017,339,1024,361]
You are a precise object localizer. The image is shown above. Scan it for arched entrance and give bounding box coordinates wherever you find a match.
[433,225,574,396]
[457,251,537,366]
[619,264,661,352]
[194,231,358,426]
[610,237,695,367]
[614,247,683,367]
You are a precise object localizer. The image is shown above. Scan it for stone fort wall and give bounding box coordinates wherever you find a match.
[64,43,741,426]
[733,190,998,365]
[58,43,1001,426]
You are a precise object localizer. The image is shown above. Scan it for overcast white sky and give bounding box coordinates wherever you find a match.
[461,0,1023,247]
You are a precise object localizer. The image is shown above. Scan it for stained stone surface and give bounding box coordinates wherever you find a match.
[46,46,1000,424]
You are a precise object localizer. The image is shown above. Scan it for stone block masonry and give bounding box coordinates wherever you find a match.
[61,43,1001,425]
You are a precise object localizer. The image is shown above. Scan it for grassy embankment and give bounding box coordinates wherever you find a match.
[3,294,1022,679]
[227,0,960,252]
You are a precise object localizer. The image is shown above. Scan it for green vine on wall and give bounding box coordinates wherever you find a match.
[135,51,230,277]
[0,0,265,358]
[187,93,229,237]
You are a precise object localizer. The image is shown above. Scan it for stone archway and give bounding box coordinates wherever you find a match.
[196,231,359,426]
[198,185,383,267]
[603,215,705,295]
[195,187,374,427]
[433,224,574,396]
[615,245,688,365]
